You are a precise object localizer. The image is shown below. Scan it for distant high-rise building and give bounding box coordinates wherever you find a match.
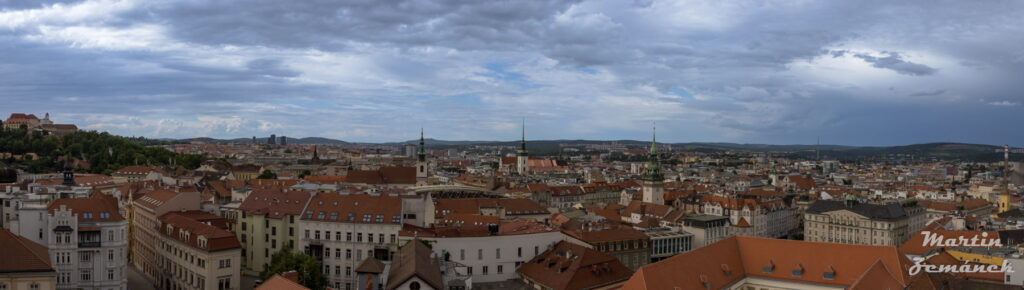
[404,144,417,157]
[252,136,257,145]
[268,134,276,145]
[279,135,287,145]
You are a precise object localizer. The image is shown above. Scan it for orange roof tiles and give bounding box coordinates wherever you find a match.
[516,240,633,290]
[0,228,53,274]
[302,193,402,224]
[239,189,312,219]
[255,273,310,290]
[158,211,240,252]
[623,236,913,290]
[48,196,124,222]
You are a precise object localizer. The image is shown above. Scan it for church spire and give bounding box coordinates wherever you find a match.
[642,124,663,182]
[418,128,426,161]
[518,118,528,156]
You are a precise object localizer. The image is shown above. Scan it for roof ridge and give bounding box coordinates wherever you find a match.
[848,258,904,289]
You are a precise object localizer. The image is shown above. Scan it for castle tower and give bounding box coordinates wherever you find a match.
[517,119,529,175]
[1000,144,1011,213]
[416,128,428,185]
[641,126,665,205]
[310,145,321,165]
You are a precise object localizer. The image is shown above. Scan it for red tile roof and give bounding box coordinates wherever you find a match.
[256,273,309,290]
[48,196,124,222]
[238,189,312,219]
[516,240,633,290]
[158,211,240,252]
[346,166,416,184]
[0,228,53,274]
[622,236,913,290]
[435,198,546,218]
[302,193,402,224]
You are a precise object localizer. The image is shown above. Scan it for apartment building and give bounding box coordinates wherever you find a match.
[156,211,241,290]
[804,199,926,246]
[679,215,730,249]
[398,220,568,283]
[565,225,651,271]
[700,195,794,238]
[131,189,200,286]
[298,193,405,290]
[47,196,128,290]
[236,189,312,274]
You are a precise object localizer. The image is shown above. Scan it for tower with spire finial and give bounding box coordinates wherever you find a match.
[641,125,665,205]
[1000,144,1011,213]
[61,155,75,187]
[417,128,428,185]
[517,119,530,175]
[310,145,321,165]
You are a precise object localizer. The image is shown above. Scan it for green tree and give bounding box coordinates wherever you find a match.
[261,248,328,290]
[298,170,312,179]
[258,170,278,179]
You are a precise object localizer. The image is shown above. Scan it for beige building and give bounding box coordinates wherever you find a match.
[0,228,58,290]
[804,199,926,246]
[155,211,241,290]
[298,193,413,290]
[131,189,200,287]
[236,189,312,274]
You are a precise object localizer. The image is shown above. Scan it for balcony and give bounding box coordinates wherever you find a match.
[79,241,102,248]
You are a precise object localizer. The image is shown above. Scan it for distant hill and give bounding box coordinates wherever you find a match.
[182,137,350,146]
[178,136,1017,162]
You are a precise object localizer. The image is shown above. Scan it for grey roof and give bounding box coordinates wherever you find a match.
[805,200,909,220]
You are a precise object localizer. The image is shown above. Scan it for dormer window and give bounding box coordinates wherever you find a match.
[720,264,732,277]
[762,259,775,273]
[792,263,804,277]
[823,264,836,280]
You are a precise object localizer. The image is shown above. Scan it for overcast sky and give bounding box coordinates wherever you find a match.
[1,0,1022,145]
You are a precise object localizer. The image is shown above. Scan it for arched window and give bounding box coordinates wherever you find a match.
[30,283,39,290]
[409,281,421,290]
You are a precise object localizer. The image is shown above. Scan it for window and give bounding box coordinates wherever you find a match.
[379,234,384,243]
[346,266,351,277]
[518,247,522,257]
[467,267,473,275]
[305,230,310,239]
[390,234,396,244]
[218,277,231,290]
[483,266,489,275]
[325,231,331,240]
[108,269,115,280]
[325,248,331,258]
[375,215,384,223]
[335,249,340,258]
[242,222,247,231]
[336,232,341,240]
[108,250,114,261]
[30,284,38,290]
[272,227,277,235]
[496,248,500,259]
[368,233,374,243]
[81,252,90,262]
[347,232,352,241]
[478,249,483,260]
[346,249,352,260]
[315,231,321,240]
[81,270,91,281]
[357,233,362,242]
[363,214,371,222]
[460,249,465,260]
[498,265,503,274]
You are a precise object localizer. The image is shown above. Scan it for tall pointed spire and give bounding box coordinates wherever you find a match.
[518,118,528,155]
[643,124,663,182]
[418,127,426,161]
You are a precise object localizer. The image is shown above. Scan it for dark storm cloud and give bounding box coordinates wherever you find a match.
[0,0,1023,145]
[853,52,937,76]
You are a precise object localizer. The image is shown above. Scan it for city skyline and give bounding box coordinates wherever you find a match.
[2,0,1024,145]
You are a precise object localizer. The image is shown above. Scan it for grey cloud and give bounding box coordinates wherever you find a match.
[853,52,937,76]
[908,89,945,97]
